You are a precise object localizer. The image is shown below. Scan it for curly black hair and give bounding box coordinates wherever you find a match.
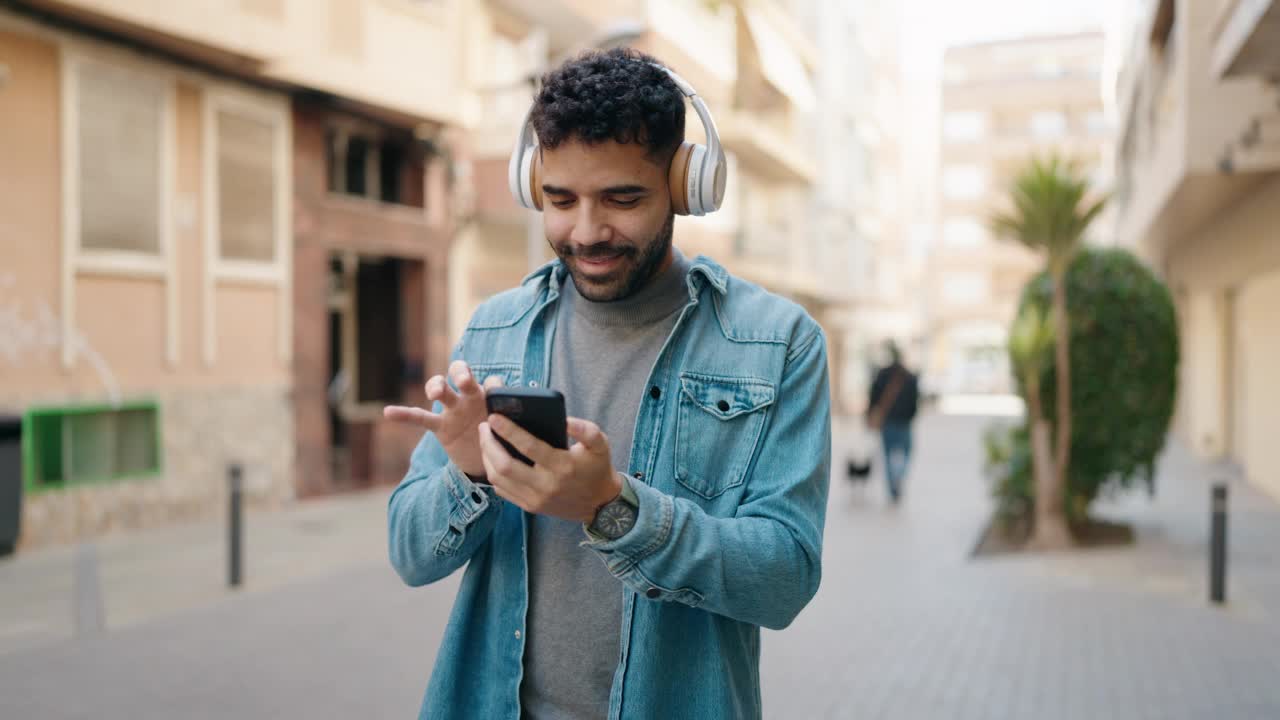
[530,48,686,166]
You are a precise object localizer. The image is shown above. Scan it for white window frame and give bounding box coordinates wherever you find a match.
[943,111,987,142]
[202,86,293,367]
[943,217,987,247]
[60,49,178,369]
[1029,111,1068,139]
[942,272,990,305]
[942,164,987,200]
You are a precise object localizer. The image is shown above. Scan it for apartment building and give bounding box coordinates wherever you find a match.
[0,0,467,547]
[1111,0,1280,500]
[928,32,1111,395]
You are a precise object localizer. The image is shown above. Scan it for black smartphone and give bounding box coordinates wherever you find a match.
[485,387,568,466]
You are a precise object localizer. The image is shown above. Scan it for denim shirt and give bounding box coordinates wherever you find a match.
[388,254,832,720]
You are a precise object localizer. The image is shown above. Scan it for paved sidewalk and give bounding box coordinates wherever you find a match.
[0,413,1278,719]
[0,487,392,655]
[766,413,1280,719]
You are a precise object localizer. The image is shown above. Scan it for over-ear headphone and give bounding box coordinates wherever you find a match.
[508,62,727,217]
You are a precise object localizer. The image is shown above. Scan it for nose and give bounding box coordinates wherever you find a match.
[568,202,613,247]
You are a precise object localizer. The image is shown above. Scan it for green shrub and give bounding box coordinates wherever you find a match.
[983,423,1032,525]
[998,247,1179,519]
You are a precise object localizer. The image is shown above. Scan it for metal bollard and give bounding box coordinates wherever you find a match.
[229,463,243,588]
[1210,483,1228,604]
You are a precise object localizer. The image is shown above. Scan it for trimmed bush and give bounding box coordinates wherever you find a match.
[992,247,1179,519]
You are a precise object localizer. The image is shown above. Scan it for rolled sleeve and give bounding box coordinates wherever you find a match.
[582,477,685,596]
[443,462,495,525]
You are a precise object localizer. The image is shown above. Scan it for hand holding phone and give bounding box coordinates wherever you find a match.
[485,387,568,465]
[481,394,620,524]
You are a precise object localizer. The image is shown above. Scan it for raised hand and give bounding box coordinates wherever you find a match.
[384,360,505,479]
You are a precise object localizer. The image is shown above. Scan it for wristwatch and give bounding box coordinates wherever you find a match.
[587,473,640,541]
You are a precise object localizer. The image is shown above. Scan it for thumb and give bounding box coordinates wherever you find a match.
[566,417,608,454]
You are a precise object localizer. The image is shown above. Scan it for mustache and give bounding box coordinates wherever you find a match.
[560,243,637,260]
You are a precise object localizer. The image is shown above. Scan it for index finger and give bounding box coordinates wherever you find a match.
[383,405,442,431]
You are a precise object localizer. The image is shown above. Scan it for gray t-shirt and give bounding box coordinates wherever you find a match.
[519,249,691,719]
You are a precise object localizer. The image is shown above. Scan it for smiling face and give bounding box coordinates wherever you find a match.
[540,139,675,302]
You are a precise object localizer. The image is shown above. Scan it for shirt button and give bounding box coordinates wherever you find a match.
[646,588,660,599]
[649,386,661,400]
[471,492,483,504]
[529,381,538,387]
[633,471,644,480]
[515,630,521,639]
[717,400,730,412]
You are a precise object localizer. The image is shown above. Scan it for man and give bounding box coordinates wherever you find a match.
[866,341,919,504]
[384,49,831,720]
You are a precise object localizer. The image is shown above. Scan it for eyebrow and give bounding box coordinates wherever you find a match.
[602,185,648,195]
[541,184,649,196]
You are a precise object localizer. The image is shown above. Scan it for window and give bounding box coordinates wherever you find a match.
[206,90,290,268]
[943,217,986,247]
[943,111,987,142]
[1089,164,1111,190]
[62,52,177,368]
[327,123,425,208]
[942,272,990,305]
[23,402,162,491]
[877,172,899,215]
[1033,58,1065,79]
[943,165,987,200]
[1029,111,1067,139]
[75,59,165,255]
[1085,110,1109,135]
[943,65,969,85]
[203,88,292,366]
[216,110,277,262]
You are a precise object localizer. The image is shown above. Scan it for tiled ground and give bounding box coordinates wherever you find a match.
[2,413,1277,719]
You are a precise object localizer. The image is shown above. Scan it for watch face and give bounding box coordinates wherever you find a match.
[594,500,637,539]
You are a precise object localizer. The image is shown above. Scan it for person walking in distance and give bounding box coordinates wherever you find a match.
[866,341,919,504]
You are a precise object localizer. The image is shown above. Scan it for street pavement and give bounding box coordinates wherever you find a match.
[1,413,1278,719]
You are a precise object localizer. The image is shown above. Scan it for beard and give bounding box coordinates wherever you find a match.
[552,213,674,302]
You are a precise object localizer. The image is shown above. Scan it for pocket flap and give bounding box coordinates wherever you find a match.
[678,372,775,420]
[465,363,522,389]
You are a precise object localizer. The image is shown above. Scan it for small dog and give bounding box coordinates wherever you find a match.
[846,458,871,484]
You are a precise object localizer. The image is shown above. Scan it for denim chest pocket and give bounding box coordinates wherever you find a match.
[675,372,776,499]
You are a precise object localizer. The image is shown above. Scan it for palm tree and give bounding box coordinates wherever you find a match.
[990,155,1108,549]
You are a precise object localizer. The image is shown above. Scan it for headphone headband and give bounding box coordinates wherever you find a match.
[508,61,727,216]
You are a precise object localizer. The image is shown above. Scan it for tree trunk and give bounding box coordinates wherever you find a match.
[1025,371,1073,550]
[1050,266,1072,522]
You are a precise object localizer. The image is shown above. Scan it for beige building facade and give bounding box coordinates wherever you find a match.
[928,32,1112,396]
[1111,0,1280,501]
[0,0,467,548]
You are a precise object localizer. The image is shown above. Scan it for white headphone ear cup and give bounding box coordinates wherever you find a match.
[519,148,537,210]
[685,143,707,216]
[509,139,529,210]
[703,152,726,213]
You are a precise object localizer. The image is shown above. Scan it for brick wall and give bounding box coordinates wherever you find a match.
[291,101,455,497]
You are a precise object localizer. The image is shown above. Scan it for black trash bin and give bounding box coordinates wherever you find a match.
[0,414,22,557]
